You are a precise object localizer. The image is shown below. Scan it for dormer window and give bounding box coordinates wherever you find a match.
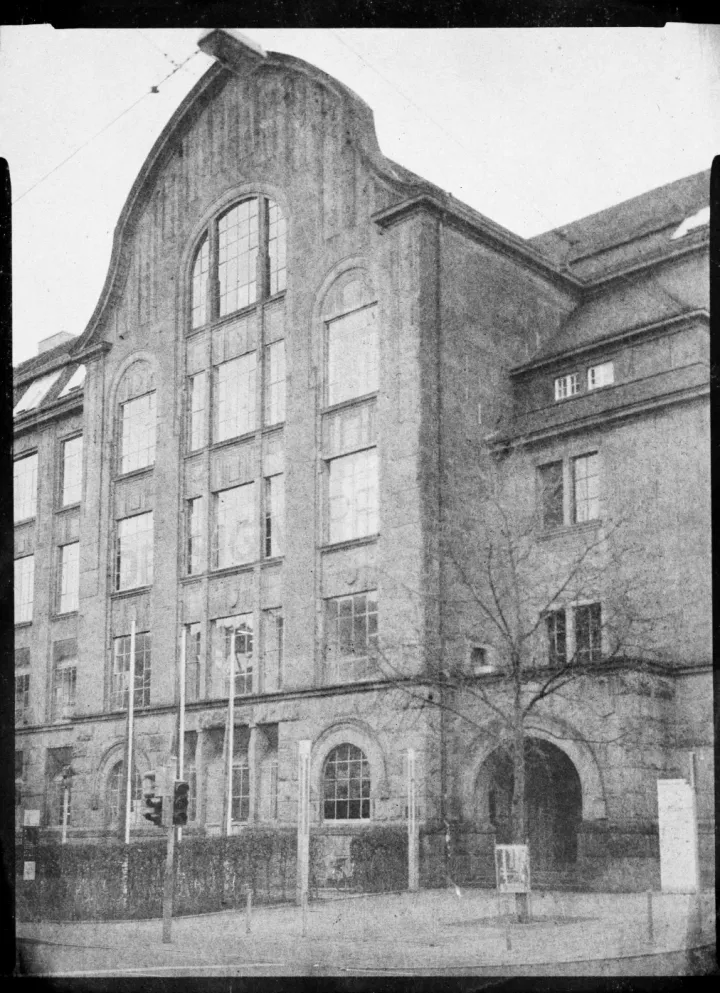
[554,373,578,402]
[191,196,286,330]
[14,370,63,416]
[587,361,614,390]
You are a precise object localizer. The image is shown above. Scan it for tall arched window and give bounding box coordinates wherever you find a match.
[191,196,286,329]
[106,761,142,827]
[116,360,156,474]
[323,743,371,821]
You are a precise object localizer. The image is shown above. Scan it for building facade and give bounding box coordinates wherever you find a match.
[14,30,711,889]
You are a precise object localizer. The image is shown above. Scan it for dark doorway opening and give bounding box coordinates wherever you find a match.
[481,737,582,870]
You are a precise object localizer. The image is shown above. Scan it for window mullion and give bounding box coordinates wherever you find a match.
[257,197,270,300]
[208,222,220,322]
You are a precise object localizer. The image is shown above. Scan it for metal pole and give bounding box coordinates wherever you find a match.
[124,619,137,845]
[178,626,186,844]
[407,748,419,892]
[162,822,176,943]
[225,659,235,837]
[61,785,69,845]
[296,740,311,905]
[246,889,252,933]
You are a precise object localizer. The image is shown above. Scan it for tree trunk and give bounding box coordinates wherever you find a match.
[511,713,530,923]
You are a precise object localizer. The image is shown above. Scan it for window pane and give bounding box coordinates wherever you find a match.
[264,341,286,426]
[214,353,257,442]
[14,453,38,522]
[328,448,378,543]
[188,373,206,451]
[116,512,154,590]
[58,542,80,613]
[14,370,62,415]
[15,556,35,623]
[219,200,259,315]
[213,615,254,697]
[192,237,209,329]
[213,484,255,569]
[52,638,78,720]
[322,744,371,820]
[325,591,378,683]
[264,474,285,558]
[575,603,602,663]
[546,610,566,667]
[573,454,599,523]
[539,462,564,528]
[111,633,152,710]
[120,393,156,473]
[268,200,287,295]
[187,497,204,576]
[327,306,378,405]
[62,436,83,506]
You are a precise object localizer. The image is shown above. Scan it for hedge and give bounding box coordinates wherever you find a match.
[350,828,408,892]
[16,831,307,922]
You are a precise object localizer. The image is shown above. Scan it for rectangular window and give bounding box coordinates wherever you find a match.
[115,512,154,591]
[192,238,209,329]
[15,555,35,623]
[538,461,564,529]
[268,201,287,295]
[120,392,156,473]
[213,614,254,697]
[15,751,24,806]
[213,484,255,569]
[575,603,602,664]
[572,453,599,523]
[188,373,206,451]
[184,731,198,821]
[214,352,257,442]
[58,542,80,613]
[262,609,283,692]
[554,373,579,401]
[328,448,378,543]
[263,340,286,426]
[61,436,83,506]
[111,632,152,710]
[270,757,279,819]
[325,590,378,683]
[184,622,202,703]
[218,199,259,315]
[14,453,38,522]
[186,497,204,575]
[15,671,30,725]
[52,638,77,720]
[46,746,73,828]
[231,758,250,822]
[546,610,567,667]
[264,474,285,558]
[327,305,378,406]
[587,361,614,390]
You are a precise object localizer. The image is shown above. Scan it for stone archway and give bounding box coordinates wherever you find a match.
[475,737,583,871]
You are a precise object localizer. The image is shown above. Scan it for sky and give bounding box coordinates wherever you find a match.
[3,24,719,366]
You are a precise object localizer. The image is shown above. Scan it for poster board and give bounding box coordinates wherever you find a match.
[657,778,699,893]
[23,809,40,881]
[494,844,530,893]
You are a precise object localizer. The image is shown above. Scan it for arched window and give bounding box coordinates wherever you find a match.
[116,360,156,474]
[106,761,142,826]
[323,743,371,821]
[190,196,286,329]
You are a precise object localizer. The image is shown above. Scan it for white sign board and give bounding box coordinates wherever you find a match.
[495,844,530,893]
[23,862,36,881]
[23,809,40,827]
[657,778,699,893]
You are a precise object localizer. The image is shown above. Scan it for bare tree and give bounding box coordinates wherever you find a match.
[374,448,669,920]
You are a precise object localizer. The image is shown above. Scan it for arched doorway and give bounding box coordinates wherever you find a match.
[476,737,582,871]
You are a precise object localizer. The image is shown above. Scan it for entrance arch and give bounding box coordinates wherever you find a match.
[474,737,583,870]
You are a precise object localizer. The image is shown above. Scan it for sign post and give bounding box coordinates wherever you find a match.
[495,844,531,922]
[407,748,419,892]
[23,809,40,881]
[160,758,177,944]
[296,740,311,905]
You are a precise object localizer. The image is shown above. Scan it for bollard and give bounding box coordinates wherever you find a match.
[245,889,252,934]
[646,889,654,945]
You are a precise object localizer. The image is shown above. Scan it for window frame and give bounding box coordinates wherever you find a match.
[110,631,152,711]
[186,497,205,576]
[326,303,379,408]
[212,483,256,570]
[189,195,287,332]
[545,609,567,668]
[115,511,154,592]
[575,602,603,665]
[324,590,379,684]
[57,541,80,614]
[15,555,35,624]
[14,451,39,523]
[326,446,379,545]
[322,743,371,822]
[571,452,600,524]
[51,639,78,721]
[60,434,83,507]
[554,372,579,402]
[587,361,614,390]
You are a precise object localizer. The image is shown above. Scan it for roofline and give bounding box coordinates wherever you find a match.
[577,231,709,294]
[13,349,82,386]
[372,195,583,294]
[510,308,709,375]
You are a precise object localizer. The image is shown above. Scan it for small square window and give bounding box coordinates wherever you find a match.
[554,373,579,401]
[587,362,614,390]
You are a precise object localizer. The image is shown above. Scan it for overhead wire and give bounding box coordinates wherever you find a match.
[12,49,202,206]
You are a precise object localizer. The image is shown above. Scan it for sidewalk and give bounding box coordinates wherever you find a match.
[16,888,717,976]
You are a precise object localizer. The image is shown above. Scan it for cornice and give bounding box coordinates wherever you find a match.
[13,393,84,437]
[71,340,112,364]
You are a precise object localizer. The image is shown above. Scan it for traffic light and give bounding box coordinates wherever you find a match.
[172,780,190,826]
[142,770,163,828]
